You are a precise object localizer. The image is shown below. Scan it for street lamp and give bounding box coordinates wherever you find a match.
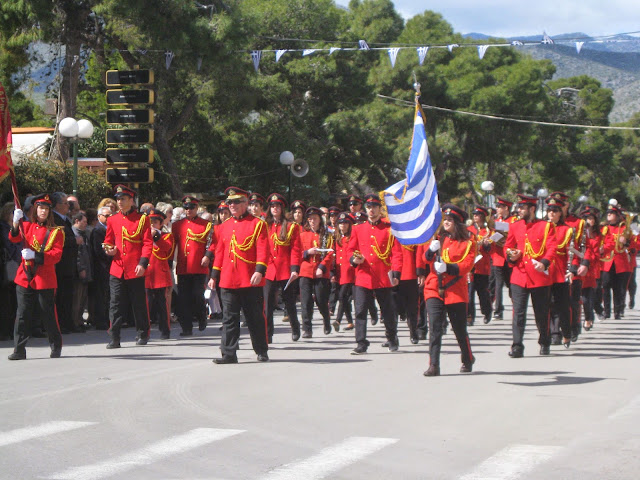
[480,180,494,207]
[279,151,295,205]
[59,117,94,196]
[537,188,549,219]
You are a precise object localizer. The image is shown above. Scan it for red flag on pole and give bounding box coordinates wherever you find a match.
[0,81,21,208]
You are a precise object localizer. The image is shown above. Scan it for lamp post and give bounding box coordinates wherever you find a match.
[537,188,549,219]
[59,117,94,197]
[480,180,494,207]
[279,150,294,205]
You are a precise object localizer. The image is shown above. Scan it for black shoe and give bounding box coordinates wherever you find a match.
[410,336,419,345]
[136,337,148,346]
[32,330,47,338]
[292,331,300,342]
[388,341,399,352]
[508,349,523,358]
[344,324,354,331]
[423,365,440,376]
[571,334,578,342]
[563,338,571,349]
[8,351,26,360]
[160,333,171,340]
[483,315,491,324]
[213,355,238,364]
[332,320,340,332]
[198,319,207,331]
[301,331,312,339]
[106,341,121,349]
[371,317,378,326]
[179,331,193,337]
[257,353,269,362]
[493,312,503,319]
[351,346,367,355]
[50,349,61,358]
[614,314,622,320]
[551,336,562,346]
[381,341,390,348]
[630,300,635,309]
[418,333,427,340]
[540,345,550,355]
[323,326,331,335]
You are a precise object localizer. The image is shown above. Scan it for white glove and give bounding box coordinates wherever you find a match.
[434,261,447,274]
[13,209,23,224]
[21,248,35,260]
[429,239,441,252]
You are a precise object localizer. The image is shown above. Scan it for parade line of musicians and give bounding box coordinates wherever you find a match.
[3,185,637,376]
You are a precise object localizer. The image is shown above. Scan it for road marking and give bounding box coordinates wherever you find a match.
[0,421,96,448]
[608,394,640,420]
[459,444,560,480]
[259,436,398,480]
[46,428,244,480]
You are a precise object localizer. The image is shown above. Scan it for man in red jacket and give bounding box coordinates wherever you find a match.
[504,194,558,357]
[489,197,517,320]
[209,187,269,364]
[102,185,153,349]
[347,194,402,354]
[172,196,213,336]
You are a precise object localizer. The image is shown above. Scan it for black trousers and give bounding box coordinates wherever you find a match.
[392,279,419,338]
[14,285,61,354]
[299,277,331,333]
[581,287,595,322]
[550,282,572,340]
[55,274,74,331]
[511,284,551,352]
[147,287,170,335]
[425,298,472,366]
[594,277,604,316]
[417,293,427,337]
[570,278,582,336]
[353,285,397,348]
[177,274,207,333]
[0,281,17,338]
[628,266,637,306]
[265,278,300,338]
[328,280,339,313]
[219,287,268,357]
[468,273,492,321]
[109,275,150,341]
[490,265,511,315]
[90,271,110,329]
[335,283,353,323]
[601,264,631,317]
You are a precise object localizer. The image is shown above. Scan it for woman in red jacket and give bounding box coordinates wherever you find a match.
[332,212,355,332]
[8,194,65,360]
[580,207,603,331]
[299,207,334,337]
[417,204,476,376]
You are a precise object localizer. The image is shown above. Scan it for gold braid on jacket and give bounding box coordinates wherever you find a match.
[372,234,394,266]
[556,228,573,255]
[442,239,474,264]
[184,222,212,256]
[153,234,175,261]
[272,223,296,247]
[524,222,552,259]
[230,220,265,265]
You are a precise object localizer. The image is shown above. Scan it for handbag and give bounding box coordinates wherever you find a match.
[3,251,19,285]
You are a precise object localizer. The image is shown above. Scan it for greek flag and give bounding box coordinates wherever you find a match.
[383,106,441,245]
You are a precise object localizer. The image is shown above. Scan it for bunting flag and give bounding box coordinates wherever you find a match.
[302,49,317,57]
[276,49,287,62]
[576,41,584,54]
[251,50,262,71]
[511,40,524,46]
[477,45,490,59]
[329,47,342,55]
[542,31,554,44]
[417,46,429,66]
[137,49,148,55]
[388,48,400,68]
[359,40,370,50]
[165,50,174,70]
[447,44,459,52]
[383,99,441,245]
[0,82,13,184]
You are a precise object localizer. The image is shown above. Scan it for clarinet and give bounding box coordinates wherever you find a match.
[566,227,575,284]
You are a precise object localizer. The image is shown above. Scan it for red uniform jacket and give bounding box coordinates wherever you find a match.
[582,230,603,289]
[212,213,268,288]
[347,220,402,289]
[146,232,175,289]
[468,224,492,275]
[490,215,518,267]
[300,229,334,279]
[504,219,558,288]
[9,222,64,290]
[103,210,153,279]
[172,216,213,275]
[601,223,633,273]
[399,244,418,281]
[417,236,476,305]
[334,236,355,285]
[265,221,302,281]
[548,223,573,284]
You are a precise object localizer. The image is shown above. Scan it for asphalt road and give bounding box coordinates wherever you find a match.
[1,287,639,480]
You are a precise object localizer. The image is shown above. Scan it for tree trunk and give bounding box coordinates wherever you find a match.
[154,124,183,198]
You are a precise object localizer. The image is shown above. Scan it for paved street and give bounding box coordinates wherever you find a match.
[1,288,639,480]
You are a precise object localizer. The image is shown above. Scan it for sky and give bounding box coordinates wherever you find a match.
[338,0,640,38]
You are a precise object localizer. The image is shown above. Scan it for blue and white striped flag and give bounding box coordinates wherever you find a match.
[383,106,441,245]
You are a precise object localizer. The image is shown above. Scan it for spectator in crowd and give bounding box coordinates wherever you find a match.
[98,197,117,215]
[67,195,81,217]
[172,207,186,222]
[71,211,92,332]
[89,206,112,330]
[139,202,154,215]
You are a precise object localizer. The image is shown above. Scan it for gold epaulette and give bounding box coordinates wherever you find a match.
[442,239,474,264]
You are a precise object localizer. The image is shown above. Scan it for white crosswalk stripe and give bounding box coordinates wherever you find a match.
[45,428,245,480]
[258,436,398,480]
[0,421,97,448]
[459,444,560,480]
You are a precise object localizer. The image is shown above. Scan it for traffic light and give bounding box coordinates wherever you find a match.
[106,167,154,183]
[106,148,154,164]
[106,129,154,145]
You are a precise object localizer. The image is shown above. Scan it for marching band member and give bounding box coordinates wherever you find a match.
[580,206,603,331]
[489,197,517,320]
[601,204,633,319]
[467,205,493,325]
[332,212,355,331]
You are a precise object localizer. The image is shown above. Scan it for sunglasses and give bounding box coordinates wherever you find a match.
[185,205,198,210]
[227,199,243,205]
[348,202,361,206]
[217,208,229,213]
[99,213,111,217]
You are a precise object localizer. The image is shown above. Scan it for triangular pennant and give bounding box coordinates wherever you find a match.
[251,50,262,72]
[137,49,148,55]
[302,49,317,57]
[197,57,203,72]
[165,50,174,70]
[511,40,524,46]
[417,46,429,66]
[359,40,370,50]
[575,41,584,54]
[276,49,287,62]
[477,45,490,59]
[329,47,342,55]
[388,48,400,68]
[447,44,459,52]
[542,31,554,44]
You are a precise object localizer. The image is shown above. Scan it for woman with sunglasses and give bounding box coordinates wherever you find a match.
[417,204,476,376]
